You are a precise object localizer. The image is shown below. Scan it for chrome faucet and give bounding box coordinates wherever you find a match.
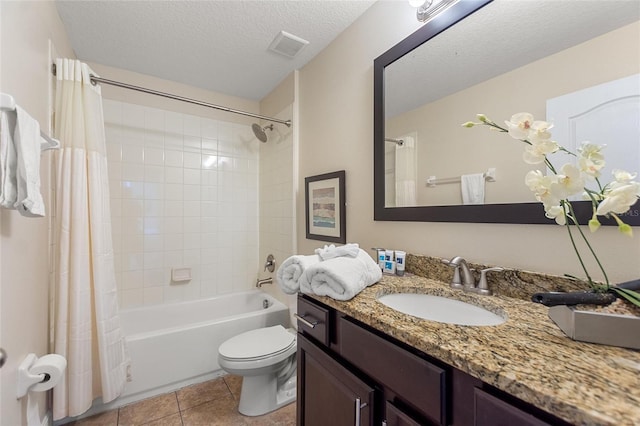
[447,256,475,290]
[256,277,273,287]
[443,256,503,296]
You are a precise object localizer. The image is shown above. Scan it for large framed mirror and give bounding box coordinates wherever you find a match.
[374,0,640,224]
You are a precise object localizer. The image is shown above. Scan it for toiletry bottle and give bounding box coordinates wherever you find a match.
[395,250,406,276]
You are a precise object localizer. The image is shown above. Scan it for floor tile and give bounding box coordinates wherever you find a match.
[244,402,296,426]
[180,394,248,426]
[142,412,182,426]
[222,375,242,401]
[177,377,231,411]
[68,409,118,426]
[118,393,180,426]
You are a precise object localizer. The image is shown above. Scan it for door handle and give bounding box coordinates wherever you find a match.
[294,313,318,329]
[354,397,367,426]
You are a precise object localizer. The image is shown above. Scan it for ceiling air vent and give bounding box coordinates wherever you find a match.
[268,31,309,58]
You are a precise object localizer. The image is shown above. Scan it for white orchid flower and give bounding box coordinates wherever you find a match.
[505,113,534,140]
[577,142,606,178]
[544,204,567,225]
[466,112,640,294]
[612,169,637,183]
[528,120,554,144]
[525,170,561,207]
[555,163,585,198]
[522,139,560,164]
[596,181,640,215]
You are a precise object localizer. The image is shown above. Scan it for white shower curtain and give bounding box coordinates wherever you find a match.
[52,58,130,420]
[395,135,417,207]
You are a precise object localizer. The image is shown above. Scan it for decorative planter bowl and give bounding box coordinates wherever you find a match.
[548,305,640,350]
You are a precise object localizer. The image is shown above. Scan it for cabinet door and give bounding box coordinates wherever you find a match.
[385,401,423,426]
[474,388,551,426]
[298,334,376,426]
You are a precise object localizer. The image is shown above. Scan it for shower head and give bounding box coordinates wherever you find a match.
[252,123,274,143]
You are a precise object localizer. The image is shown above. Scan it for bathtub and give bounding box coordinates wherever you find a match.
[95,290,290,411]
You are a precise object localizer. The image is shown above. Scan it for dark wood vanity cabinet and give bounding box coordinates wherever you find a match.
[296,295,570,426]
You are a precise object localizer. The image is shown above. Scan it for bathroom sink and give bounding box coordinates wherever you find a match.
[377,293,506,326]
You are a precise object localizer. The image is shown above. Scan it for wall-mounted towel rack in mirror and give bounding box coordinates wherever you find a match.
[0,93,60,151]
[426,168,496,187]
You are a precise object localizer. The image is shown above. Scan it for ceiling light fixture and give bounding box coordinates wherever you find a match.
[409,0,459,23]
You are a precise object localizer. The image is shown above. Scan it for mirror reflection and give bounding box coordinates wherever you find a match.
[383,0,640,208]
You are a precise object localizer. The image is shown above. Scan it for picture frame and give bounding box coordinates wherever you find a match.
[305,170,346,244]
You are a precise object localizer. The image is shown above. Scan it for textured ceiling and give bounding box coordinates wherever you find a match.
[385,0,640,118]
[55,0,377,101]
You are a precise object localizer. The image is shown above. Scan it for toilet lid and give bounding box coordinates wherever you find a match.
[219,325,295,360]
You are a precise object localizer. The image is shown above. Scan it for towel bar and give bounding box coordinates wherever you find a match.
[0,93,60,151]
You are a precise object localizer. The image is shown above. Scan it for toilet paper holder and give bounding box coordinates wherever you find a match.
[16,353,61,399]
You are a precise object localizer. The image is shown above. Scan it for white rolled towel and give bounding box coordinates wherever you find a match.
[298,249,382,301]
[276,254,322,294]
[314,243,360,260]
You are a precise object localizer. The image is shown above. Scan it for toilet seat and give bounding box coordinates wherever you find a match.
[219,325,296,362]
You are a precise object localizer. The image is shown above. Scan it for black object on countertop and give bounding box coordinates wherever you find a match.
[532,279,640,307]
[532,291,616,307]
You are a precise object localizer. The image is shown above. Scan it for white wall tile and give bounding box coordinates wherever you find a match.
[165,167,183,184]
[145,147,164,165]
[122,144,144,164]
[144,182,164,200]
[184,169,201,185]
[144,165,165,183]
[122,270,144,290]
[123,163,145,181]
[121,288,144,309]
[143,268,165,287]
[165,150,183,167]
[184,152,201,169]
[107,101,261,308]
[143,287,164,305]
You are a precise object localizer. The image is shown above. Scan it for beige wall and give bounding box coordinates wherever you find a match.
[386,21,640,206]
[0,2,75,425]
[298,1,640,284]
[87,62,259,125]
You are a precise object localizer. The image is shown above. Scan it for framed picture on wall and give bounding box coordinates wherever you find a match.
[305,170,346,244]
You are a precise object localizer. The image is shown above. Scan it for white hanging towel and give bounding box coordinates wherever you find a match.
[13,106,45,216]
[0,110,18,208]
[461,173,485,205]
[298,249,382,301]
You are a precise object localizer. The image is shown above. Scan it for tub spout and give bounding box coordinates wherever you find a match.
[256,277,273,287]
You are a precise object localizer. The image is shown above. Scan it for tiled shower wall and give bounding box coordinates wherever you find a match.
[102,99,259,309]
[259,105,295,280]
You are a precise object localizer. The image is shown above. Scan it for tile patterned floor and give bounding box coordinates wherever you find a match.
[68,375,296,426]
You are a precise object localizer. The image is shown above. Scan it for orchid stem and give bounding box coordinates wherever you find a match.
[563,205,595,289]
[566,202,610,289]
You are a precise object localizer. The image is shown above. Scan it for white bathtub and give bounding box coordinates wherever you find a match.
[93,290,290,411]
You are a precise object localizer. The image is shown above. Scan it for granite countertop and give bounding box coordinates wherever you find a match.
[305,273,640,426]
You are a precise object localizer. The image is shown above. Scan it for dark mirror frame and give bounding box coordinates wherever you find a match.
[373,0,640,225]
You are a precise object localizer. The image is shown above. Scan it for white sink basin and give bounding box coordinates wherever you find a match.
[377,293,506,326]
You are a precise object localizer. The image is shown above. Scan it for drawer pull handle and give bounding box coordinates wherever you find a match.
[354,398,367,426]
[294,313,318,328]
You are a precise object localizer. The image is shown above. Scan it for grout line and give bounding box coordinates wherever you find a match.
[221,375,238,401]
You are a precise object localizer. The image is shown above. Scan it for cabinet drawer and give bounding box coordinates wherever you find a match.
[385,401,423,426]
[340,317,447,425]
[297,296,330,346]
[474,388,551,426]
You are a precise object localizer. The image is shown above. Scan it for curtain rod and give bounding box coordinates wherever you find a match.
[51,64,291,127]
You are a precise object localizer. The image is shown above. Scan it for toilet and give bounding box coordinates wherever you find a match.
[218,324,297,416]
